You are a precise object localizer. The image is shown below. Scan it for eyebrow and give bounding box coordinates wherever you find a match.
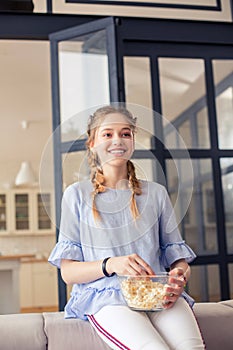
[100,127,132,132]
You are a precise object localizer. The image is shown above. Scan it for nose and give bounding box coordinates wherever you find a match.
[112,134,122,145]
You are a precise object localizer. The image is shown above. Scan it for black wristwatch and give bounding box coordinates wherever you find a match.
[102,257,116,277]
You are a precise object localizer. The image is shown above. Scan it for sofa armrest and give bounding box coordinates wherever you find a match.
[0,313,47,350]
[194,301,233,350]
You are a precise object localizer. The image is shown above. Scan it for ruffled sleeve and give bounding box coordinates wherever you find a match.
[48,240,84,268]
[48,183,84,268]
[159,187,196,268]
[160,241,196,268]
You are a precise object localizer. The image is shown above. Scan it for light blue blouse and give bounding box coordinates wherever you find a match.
[48,180,196,320]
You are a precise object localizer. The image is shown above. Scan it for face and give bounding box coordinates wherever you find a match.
[91,113,135,169]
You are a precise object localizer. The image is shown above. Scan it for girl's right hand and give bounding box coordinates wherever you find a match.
[106,254,154,276]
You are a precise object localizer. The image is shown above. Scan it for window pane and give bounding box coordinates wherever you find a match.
[159,58,210,149]
[59,30,110,142]
[132,158,166,184]
[220,158,233,254]
[188,265,220,302]
[124,57,152,109]
[166,159,218,254]
[62,151,89,189]
[124,57,154,149]
[213,60,233,149]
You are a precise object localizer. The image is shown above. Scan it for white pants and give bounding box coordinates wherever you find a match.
[87,298,205,350]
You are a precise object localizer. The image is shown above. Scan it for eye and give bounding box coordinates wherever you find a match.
[122,132,132,138]
[102,132,112,138]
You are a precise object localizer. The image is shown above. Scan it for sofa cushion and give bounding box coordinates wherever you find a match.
[43,312,111,350]
[193,301,233,350]
[0,312,47,350]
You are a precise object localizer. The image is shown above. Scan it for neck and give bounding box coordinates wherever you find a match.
[102,165,129,189]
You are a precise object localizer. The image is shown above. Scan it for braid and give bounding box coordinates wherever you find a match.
[92,168,105,222]
[127,160,142,219]
[86,146,105,221]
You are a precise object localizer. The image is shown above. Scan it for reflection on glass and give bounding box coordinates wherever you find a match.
[229,264,233,299]
[159,58,210,149]
[59,30,110,142]
[220,158,233,254]
[213,60,233,149]
[166,158,217,254]
[124,57,155,149]
[188,265,220,302]
[196,107,210,148]
[62,151,89,189]
[178,120,192,148]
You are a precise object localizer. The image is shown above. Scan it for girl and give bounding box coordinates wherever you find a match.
[48,105,205,350]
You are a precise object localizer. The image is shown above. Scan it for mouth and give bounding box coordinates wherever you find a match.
[108,149,126,156]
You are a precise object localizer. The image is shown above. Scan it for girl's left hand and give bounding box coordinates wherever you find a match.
[163,267,186,309]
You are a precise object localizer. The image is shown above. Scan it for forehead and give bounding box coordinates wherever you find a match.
[98,113,132,129]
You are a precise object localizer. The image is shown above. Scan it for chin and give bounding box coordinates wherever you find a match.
[105,157,128,167]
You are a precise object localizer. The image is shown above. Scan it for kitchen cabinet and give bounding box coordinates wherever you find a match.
[19,262,33,308]
[0,189,54,235]
[14,192,31,231]
[0,258,20,314]
[20,260,58,310]
[0,254,35,314]
[0,192,10,233]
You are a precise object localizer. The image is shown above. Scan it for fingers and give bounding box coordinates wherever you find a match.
[163,287,179,309]
[116,254,154,276]
[163,269,186,308]
[131,254,154,275]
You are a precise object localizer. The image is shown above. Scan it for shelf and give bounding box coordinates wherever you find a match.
[38,216,50,222]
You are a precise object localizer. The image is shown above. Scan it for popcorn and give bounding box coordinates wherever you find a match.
[120,276,167,310]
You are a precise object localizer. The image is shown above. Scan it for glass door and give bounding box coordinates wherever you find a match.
[122,40,233,302]
[49,17,119,310]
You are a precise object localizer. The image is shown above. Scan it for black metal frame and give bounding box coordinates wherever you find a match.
[49,16,120,309]
[117,22,233,300]
[0,13,233,308]
[66,0,222,11]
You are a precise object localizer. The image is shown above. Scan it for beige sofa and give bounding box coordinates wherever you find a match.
[1,300,233,350]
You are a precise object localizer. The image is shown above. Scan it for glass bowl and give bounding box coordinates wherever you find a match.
[118,274,169,311]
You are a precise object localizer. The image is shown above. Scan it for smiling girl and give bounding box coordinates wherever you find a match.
[49,105,205,349]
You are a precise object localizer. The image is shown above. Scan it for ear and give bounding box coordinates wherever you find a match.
[89,140,94,149]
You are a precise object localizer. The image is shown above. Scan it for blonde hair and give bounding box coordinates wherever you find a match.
[86,105,142,221]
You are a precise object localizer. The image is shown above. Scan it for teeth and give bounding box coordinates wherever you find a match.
[109,150,124,154]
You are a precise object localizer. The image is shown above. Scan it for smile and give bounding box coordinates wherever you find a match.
[108,149,126,155]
